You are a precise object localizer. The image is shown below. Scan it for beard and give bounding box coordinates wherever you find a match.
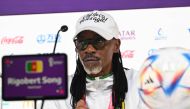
[83,63,102,75]
[79,56,103,75]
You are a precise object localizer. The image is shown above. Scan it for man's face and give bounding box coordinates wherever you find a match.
[74,30,120,76]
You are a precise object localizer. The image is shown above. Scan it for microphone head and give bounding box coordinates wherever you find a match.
[60,25,68,32]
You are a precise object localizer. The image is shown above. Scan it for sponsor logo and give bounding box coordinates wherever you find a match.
[48,57,63,67]
[144,76,154,85]
[118,30,136,40]
[121,50,134,58]
[25,60,43,73]
[1,36,24,44]
[148,48,157,56]
[36,34,61,44]
[155,28,167,40]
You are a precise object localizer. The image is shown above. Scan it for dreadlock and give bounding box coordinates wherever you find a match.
[70,51,128,109]
[112,51,128,108]
[70,58,86,108]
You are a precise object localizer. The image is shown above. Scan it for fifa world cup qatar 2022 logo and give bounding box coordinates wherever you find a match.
[138,47,190,109]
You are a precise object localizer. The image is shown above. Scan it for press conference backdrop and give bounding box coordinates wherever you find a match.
[0,7,190,109]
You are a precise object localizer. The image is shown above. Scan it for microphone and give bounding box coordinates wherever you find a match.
[60,25,68,32]
[53,25,68,53]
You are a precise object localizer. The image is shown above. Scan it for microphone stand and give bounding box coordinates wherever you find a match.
[53,29,61,53]
[34,100,37,109]
[40,25,67,109]
[37,29,61,109]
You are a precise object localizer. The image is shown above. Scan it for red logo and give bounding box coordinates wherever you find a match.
[121,50,134,58]
[1,36,24,44]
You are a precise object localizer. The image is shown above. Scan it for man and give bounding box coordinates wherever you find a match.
[71,10,129,109]
[43,10,142,109]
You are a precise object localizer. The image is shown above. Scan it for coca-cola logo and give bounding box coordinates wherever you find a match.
[1,36,24,44]
[121,50,135,58]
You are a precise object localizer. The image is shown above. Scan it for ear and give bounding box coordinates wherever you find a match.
[113,39,120,53]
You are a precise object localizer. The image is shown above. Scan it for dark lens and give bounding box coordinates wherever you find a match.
[75,40,88,50]
[93,38,106,50]
[74,37,106,51]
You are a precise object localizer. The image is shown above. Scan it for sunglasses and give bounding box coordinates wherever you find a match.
[74,37,108,51]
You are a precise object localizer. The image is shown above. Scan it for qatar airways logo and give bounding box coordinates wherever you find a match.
[1,36,24,44]
[121,50,135,58]
[118,30,136,40]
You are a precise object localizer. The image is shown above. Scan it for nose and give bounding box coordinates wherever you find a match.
[84,44,96,53]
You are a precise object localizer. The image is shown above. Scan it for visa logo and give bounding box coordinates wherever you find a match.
[25,60,43,73]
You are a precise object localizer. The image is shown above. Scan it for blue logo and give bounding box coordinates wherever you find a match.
[155,28,167,40]
[36,34,61,44]
[148,48,157,56]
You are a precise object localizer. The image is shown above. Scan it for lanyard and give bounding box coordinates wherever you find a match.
[83,95,125,109]
[108,94,114,109]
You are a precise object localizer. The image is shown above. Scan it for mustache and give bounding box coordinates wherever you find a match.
[82,53,100,61]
